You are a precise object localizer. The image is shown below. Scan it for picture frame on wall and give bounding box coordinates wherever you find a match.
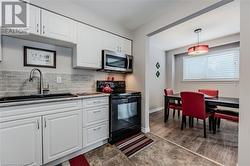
[24,46,56,68]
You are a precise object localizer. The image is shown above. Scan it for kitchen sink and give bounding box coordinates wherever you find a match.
[0,93,77,103]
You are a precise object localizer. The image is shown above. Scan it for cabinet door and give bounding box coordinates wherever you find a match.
[74,23,103,69]
[0,117,42,166]
[27,4,40,35]
[41,10,75,43]
[102,32,119,52]
[120,38,132,55]
[43,110,82,164]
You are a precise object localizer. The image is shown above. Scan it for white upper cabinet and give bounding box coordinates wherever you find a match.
[27,4,41,35]
[103,32,132,55]
[0,117,42,166]
[102,32,119,52]
[73,23,103,69]
[43,110,82,164]
[120,38,132,55]
[41,10,76,43]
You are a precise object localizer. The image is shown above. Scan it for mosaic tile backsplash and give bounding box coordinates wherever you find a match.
[0,70,125,97]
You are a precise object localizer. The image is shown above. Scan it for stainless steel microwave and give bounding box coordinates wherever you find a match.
[102,50,133,73]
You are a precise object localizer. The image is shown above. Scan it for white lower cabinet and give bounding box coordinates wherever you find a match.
[0,97,109,166]
[0,117,42,166]
[43,110,82,164]
[83,122,109,147]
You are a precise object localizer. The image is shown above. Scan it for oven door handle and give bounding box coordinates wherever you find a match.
[127,56,130,71]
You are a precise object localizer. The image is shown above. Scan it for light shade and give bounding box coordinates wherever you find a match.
[188,45,209,56]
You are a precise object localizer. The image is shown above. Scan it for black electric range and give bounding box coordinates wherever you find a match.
[97,81,141,144]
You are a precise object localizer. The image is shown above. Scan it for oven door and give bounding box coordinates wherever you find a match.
[110,94,141,143]
[103,50,128,72]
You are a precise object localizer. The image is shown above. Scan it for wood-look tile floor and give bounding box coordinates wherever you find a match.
[150,110,238,166]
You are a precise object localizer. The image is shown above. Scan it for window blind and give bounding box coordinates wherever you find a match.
[183,47,240,81]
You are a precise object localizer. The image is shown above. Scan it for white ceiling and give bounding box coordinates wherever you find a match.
[68,0,219,30]
[150,0,240,51]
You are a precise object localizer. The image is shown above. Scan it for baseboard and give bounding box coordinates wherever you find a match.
[141,126,150,133]
[149,107,164,113]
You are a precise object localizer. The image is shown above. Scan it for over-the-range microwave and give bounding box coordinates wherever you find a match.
[101,50,133,73]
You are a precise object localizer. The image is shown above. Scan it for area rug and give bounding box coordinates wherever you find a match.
[57,154,89,166]
[115,133,154,158]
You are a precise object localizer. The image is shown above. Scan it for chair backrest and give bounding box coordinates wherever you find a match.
[164,89,174,96]
[198,89,219,98]
[180,92,206,119]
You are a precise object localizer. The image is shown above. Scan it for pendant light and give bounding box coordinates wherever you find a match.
[188,28,209,56]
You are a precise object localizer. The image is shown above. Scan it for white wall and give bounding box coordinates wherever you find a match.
[169,34,240,98]
[148,41,166,113]
[126,0,221,132]
[238,0,250,165]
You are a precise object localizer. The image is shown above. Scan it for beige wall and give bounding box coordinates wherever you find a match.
[126,1,219,132]
[148,41,166,113]
[238,0,250,165]
[166,34,240,98]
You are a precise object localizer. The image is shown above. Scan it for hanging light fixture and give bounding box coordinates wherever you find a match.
[188,28,209,56]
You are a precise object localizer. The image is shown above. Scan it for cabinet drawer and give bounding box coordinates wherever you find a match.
[83,97,109,108]
[83,122,108,146]
[86,107,109,126]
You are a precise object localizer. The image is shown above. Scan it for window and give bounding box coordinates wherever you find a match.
[183,47,240,81]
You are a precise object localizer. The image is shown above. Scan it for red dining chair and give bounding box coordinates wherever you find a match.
[213,109,239,134]
[164,89,182,122]
[180,92,213,138]
[198,89,219,122]
[198,89,219,98]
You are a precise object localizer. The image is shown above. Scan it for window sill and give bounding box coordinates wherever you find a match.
[182,79,239,82]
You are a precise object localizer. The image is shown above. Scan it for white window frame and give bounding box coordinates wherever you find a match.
[182,47,240,82]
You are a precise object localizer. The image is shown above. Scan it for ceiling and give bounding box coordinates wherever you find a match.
[67,0,220,30]
[150,0,240,51]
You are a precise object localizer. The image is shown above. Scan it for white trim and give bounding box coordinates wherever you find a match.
[141,126,150,133]
[149,107,164,113]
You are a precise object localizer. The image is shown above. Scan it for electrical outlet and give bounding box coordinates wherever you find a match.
[56,76,62,84]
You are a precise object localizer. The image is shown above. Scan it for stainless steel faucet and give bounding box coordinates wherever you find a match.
[29,68,44,95]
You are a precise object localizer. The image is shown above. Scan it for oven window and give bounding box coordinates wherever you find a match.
[106,54,127,69]
[111,97,140,133]
[118,102,137,120]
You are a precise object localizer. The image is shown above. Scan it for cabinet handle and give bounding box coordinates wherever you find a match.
[93,127,102,131]
[44,118,47,128]
[37,120,40,130]
[43,25,45,34]
[37,24,39,33]
[93,110,101,114]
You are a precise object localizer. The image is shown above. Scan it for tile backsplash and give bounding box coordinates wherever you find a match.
[0,70,125,97]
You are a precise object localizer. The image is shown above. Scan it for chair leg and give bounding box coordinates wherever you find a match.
[184,116,187,128]
[164,107,166,122]
[181,116,185,130]
[213,118,217,134]
[173,109,176,118]
[191,118,194,127]
[164,107,169,123]
[209,117,212,131]
[189,117,192,128]
[217,118,221,129]
[178,110,180,118]
[197,118,199,124]
[203,119,207,138]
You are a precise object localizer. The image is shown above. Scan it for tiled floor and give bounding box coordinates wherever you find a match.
[150,110,238,166]
[85,133,220,166]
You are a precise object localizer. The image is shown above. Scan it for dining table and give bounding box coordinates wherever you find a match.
[164,93,239,121]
